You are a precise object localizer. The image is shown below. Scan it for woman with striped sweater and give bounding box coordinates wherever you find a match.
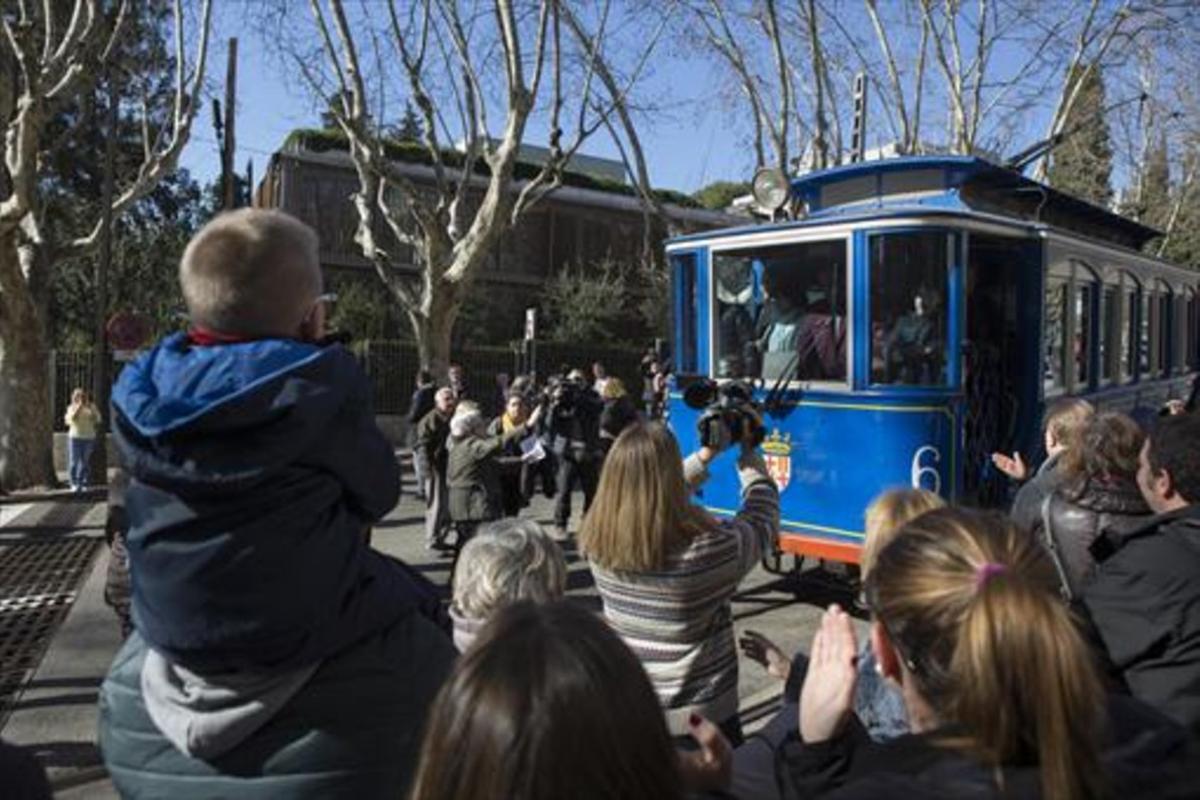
[579,421,779,745]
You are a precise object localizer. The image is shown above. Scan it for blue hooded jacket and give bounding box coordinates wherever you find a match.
[112,332,426,671]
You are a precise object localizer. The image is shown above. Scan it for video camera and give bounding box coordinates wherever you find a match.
[682,379,766,450]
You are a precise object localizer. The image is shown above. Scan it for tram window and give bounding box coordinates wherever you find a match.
[1189,291,1198,367]
[870,231,948,386]
[1044,279,1068,393]
[1158,291,1172,374]
[1100,286,1117,383]
[1139,292,1152,375]
[1121,287,1136,380]
[713,240,847,382]
[1175,295,1187,371]
[1075,283,1093,387]
[672,253,698,374]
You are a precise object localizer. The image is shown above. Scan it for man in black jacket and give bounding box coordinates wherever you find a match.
[1083,412,1200,735]
[407,370,436,500]
[548,371,603,541]
[417,387,457,550]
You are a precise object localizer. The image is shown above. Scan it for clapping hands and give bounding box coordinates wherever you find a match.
[798,604,859,744]
[990,451,1028,482]
[676,714,732,793]
[738,630,792,682]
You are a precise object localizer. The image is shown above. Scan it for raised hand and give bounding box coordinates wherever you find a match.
[990,451,1028,482]
[527,403,544,428]
[676,714,732,793]
[738,629,792,682]
[799,604,859,744]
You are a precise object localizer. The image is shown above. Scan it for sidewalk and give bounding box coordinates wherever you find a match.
[0,495,118,798]
[0,460,842,796]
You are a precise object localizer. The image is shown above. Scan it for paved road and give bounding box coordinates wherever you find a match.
[0,456,855,795]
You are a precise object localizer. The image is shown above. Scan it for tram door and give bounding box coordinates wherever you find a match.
[964,234,1041,506]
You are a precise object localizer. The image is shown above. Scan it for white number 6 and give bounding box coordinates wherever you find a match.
[911,445,942,494]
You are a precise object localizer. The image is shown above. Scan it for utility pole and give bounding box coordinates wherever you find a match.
[222,37,238,210]
[92,70,119,481]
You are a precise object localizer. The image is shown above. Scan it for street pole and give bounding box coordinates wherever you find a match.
[222,37,238,210]
[92,71,118,482]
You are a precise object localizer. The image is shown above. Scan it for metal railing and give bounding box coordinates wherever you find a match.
[50,339,648,423]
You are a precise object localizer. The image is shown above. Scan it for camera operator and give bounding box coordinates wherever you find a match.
[549,369,604,541]
[599,378,641,458]
[578,414,780,746]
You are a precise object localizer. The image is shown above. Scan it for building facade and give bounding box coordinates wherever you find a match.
[254,135,736,343]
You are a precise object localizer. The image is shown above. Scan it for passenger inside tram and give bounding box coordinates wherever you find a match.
[713,242,847,383]
[883,288,941,384]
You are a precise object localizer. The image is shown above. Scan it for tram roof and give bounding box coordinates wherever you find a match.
[669,155,1163,253]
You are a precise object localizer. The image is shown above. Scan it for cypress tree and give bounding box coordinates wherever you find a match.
[1047,64,1115,208]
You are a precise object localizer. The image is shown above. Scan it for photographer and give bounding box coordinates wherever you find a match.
[578,416,779,747]
[599,378,640,458]
[549,370,604,541]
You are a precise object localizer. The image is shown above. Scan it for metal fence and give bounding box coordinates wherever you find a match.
[51,339,647,423]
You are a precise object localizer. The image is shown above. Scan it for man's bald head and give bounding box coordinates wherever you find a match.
[180,208,322,338]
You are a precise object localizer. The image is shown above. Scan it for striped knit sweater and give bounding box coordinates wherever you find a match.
[588,450,780,735]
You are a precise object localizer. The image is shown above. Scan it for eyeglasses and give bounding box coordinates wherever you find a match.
[314,292,338,308]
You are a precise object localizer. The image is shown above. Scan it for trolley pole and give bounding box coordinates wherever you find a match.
[221,38,238,210]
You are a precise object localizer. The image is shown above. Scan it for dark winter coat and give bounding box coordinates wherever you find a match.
[1010,452,1066,534]
[1083,504,1200,736]
[599,395,640,453]
[446,423,532,523]
[781,694,1199,800]
[416,409,451,476]
[405,384,436,427]
[1035,475,1151,598]
[99,610,456,799]
[549,388,603,464]
[111,332,411,672]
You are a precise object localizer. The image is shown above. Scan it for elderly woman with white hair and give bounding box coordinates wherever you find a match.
[446,400,543,553]
[449,518,567,651]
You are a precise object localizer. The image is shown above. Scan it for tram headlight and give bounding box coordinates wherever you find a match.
[752,167,790,213]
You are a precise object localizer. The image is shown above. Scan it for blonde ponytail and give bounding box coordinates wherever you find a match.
[867,509,1106,800]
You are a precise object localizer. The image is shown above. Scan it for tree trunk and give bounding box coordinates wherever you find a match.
[0,236,57,490]
[409,299,458,381]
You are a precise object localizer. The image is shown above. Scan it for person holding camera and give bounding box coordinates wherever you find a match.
[549,370,604,541]
[579,418,779,747]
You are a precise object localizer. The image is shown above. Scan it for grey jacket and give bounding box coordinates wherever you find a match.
[1010,452,1065,534]
[99,610,455,799]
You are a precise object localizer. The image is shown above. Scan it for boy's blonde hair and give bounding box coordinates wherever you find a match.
[859,487,944,579]
[180,208,321,337]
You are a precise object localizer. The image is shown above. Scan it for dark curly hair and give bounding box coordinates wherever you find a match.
[1146,412,1200,504]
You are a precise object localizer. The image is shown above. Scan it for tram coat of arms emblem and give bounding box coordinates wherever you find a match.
[762,430,793,492]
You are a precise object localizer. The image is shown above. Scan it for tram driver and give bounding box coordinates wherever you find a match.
[883,288,942,384]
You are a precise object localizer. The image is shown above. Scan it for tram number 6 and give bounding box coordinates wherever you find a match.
[911,445,942,494]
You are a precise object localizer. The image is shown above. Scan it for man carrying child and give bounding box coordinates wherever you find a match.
[98,209,454,797]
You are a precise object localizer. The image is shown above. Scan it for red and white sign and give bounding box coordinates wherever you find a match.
[764,452,791,492]
[106,312,150,352]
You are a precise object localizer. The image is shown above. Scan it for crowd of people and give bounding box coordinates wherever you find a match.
[6,207,1199,799]
[411,358,661,553]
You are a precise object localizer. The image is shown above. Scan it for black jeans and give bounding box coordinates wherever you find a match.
[553,457,598,528]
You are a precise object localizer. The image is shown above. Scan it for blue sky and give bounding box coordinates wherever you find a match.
[178,3,1137,197]
[178,9,754,195]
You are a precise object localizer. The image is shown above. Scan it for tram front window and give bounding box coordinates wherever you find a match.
[870,232,949,385]
[712,240,847,382]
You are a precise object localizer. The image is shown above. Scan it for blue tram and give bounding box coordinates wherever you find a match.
[665,156,1199,564]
